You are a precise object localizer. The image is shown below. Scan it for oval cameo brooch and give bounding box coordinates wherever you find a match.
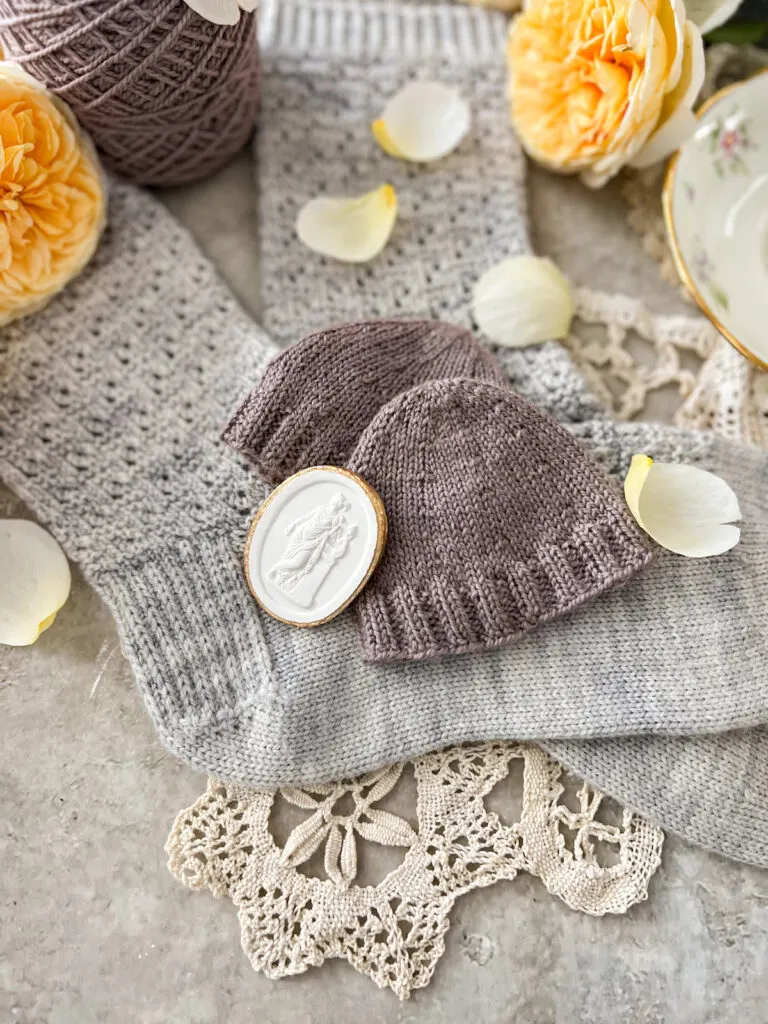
[244,466,387,626]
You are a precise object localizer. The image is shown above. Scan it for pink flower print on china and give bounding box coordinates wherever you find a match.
[706,109,756,177]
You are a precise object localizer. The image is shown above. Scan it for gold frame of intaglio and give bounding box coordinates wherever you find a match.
[662,67,768,373]
[243,466,388,628]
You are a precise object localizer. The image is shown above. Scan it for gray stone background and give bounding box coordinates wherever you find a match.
[3,153,768,1024]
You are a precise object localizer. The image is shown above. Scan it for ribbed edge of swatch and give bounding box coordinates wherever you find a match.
[358,517,653,663]
[258,0,507,63]
[95,531,275,734]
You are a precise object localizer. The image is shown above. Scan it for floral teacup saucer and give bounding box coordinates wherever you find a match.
[663,70,768,370]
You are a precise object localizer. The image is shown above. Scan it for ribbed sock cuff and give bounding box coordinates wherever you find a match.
[259,0,507,63]
[95,530,276,741]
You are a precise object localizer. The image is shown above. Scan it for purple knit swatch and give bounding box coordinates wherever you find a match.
[223,318,507,483]
[348,379,653,663]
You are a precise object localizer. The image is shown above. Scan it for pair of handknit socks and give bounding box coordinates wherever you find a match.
[0,0,766,869]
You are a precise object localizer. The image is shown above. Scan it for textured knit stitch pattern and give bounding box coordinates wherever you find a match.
[0,0,261,187]
[257,0,529,343]
[2,0,768,873]
[348,379,652,662]
[224,318,508,482]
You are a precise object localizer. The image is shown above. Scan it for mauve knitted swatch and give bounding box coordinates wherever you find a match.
[347,379,651,662]
[224,319,506,483]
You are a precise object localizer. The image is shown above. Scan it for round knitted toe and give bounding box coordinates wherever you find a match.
[348,379,653,663]
[222,318,507,483]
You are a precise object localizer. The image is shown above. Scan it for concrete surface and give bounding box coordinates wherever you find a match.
[3,153,768,1023]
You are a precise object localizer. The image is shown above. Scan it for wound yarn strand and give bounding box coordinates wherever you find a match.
[0,0,261,186]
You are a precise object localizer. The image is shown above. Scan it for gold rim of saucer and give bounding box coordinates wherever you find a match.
[662,66,768,373]
[243,465,388,628]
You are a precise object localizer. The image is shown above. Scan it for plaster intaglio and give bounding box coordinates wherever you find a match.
[245,467,387,626]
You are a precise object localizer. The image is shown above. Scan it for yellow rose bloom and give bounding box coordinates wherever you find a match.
[507,0,705,186]
[0,63,105,326]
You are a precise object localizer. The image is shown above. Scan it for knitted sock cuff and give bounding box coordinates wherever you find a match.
[95,530,276,741]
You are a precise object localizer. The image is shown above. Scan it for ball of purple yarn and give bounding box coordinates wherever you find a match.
[0,0,260,187]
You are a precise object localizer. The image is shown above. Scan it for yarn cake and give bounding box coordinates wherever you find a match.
[0,0,260,186]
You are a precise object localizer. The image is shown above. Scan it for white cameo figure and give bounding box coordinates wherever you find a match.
[267,493,358,609]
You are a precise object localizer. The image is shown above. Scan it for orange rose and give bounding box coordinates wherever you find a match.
[507,0,705,186]
[0,63,105,326]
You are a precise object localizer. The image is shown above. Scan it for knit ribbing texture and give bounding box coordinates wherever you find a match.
[224,319,507,483]
[1,0,768,868]
[348,379,651,661]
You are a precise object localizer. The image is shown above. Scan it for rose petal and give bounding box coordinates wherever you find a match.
[0,519,71,646]
[183,0,241,23]
[372,82,470,163]
[624,453,653,529]
[656,0,687,94]
[472,256,573,348]
[631,21,705,168]
[685,0,742,33]
[296,185,398,263]
[624,457,741,558]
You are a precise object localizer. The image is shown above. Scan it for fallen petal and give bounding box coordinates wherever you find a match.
[296,185,398,263]
[624,457,741,557]
[372,81,471,162]
[0,519,71,647]
[183,0,241,24]
[472,256,573,347]
[624,454,654,530]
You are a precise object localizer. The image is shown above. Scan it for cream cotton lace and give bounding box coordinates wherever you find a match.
[167,743,663,999]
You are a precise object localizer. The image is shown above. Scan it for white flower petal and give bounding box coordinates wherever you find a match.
[183,0,246,24]
[640,463,741,527]
[296,185,398,264]
[0,520,71,646]
[685,0,742,33]
[472,256,573,348]
[631,21,705,168]
[624,457,741,558]
[656,0,687,94]
[372,81,470,162]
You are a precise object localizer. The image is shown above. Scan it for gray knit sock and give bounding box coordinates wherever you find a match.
[2,1,768,871]
[253,0,768,869]
[2,178,768,867]
[256,0,605,426]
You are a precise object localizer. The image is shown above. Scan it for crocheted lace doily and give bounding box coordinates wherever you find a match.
[567,288,768,449]
[167,742,663,999]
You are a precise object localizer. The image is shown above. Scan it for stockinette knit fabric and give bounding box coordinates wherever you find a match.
[1,0,768,867]
[2,185,768,868]
[346,379,651,662]
[224,319,507,484]
[250,0,768,866]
